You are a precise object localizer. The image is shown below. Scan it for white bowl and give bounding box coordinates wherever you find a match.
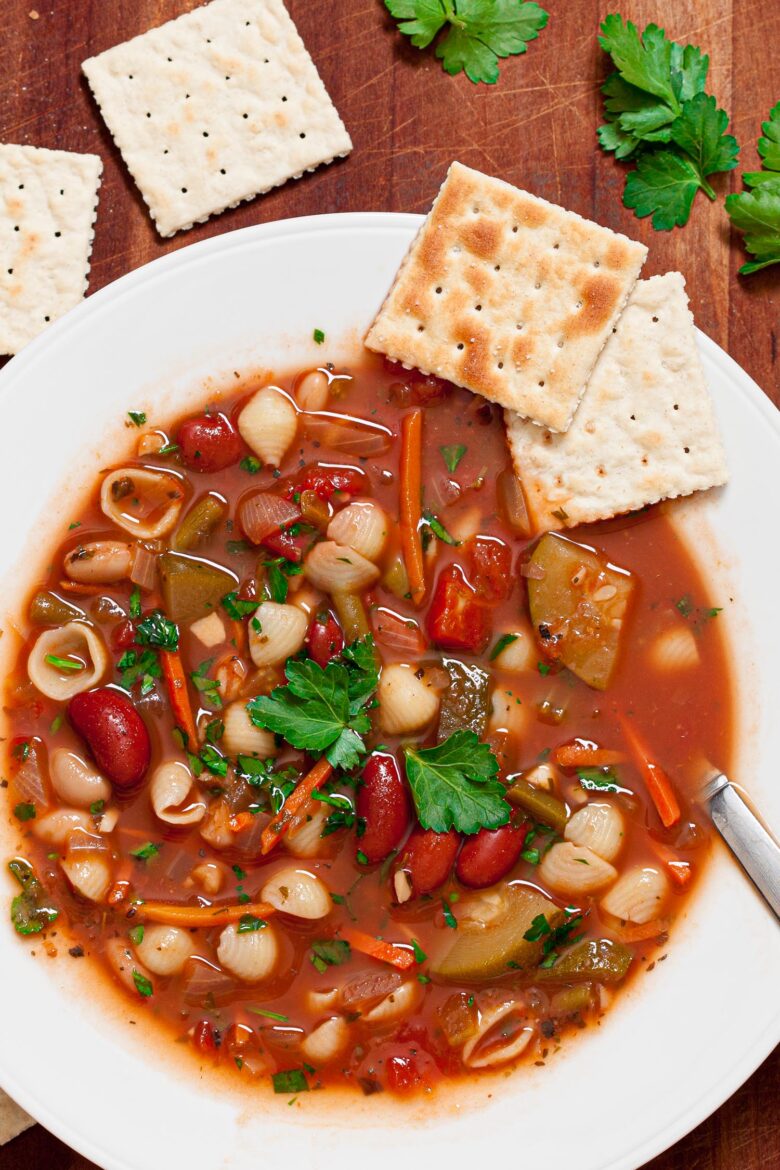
[0,214,778,1170]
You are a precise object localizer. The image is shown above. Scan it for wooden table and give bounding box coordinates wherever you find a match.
[0,0,778,1165]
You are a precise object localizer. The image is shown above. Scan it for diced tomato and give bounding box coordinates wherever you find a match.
[295,465,367,501]
[306,611,344,668]
[111,618,137,652]
[467,536,512,603]
[426,564,491,654]
[262,524,308,563]
[385,1054,429,1094]
[192,1019,218,1054]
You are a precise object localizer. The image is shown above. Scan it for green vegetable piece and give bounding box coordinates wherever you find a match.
[526,533,634,691]
[436,658,490,742]
[159,551,237,627]
[135,609,179,650]
[548,983,594,1017]
[174,495,227,552]
[440,444,467,473]
[431,882,564,982]
[272,1069,309,1094]
[28,591,84,626]
[310,939,351,968]
[505,778,568,834]
[8,858,58,936]
[533,938,632,985]
[404,729,509,835]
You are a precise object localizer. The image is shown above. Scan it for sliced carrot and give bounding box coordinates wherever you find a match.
[137,900,277,927]
[160,648,199,749]
[229,811,255,834]
[58,579,106,597]
[553,743,626,768]
[260,756,333,855]
[666,860,693,887]
[339,926,415,971]
[399,409,425,607]
[619,715,681,828]
[611,917,670,944]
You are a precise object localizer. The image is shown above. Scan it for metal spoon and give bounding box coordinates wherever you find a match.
[701,771,780,919]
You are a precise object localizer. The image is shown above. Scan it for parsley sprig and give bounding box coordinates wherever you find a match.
[726,101,780,275]
[403,729,510,835]
[598,15,738,229]
[385,0,549,86]
[247,637,379,772]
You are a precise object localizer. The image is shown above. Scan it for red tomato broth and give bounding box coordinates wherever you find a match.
[2,353,732,1098]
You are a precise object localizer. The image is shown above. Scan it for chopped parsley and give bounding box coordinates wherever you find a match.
[13,802,36,822]
[411,938,427,964]
[238,914,267,933]
[440,443,467,473]
[310,938,351,973]
[422,510,460,546]
[89,799,106,816]
[524,910,585,968]
[190,659,222,709]
[246,1005,289,1022]
[442,897,458,929]
[117,648,161,695]
[313,328,325,345]
[221,591,260,621]
[129,924,145,946]
[490,633,518,661]
[272,1069,309,1094]
[576,767,630,795]
[50,713,64,734]
[240,455,262,475]
[12,741,30,762]
[537,661,552,676]
[200,744,228,777]
[129,587,142,619]
[403,729,509,835]
[128,410,147,427]
[262,557,304,604]
[132,969,154,997]
[8,858,58,935]
[44,654,84,672]
[130,841,160,862]
[135,610,179,651]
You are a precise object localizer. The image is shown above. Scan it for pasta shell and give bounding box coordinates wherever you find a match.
[378,663,441,735]
[601,865,669,925]
[306,987,340,1014]
[238,387,298,467]
[363,980,422,1025]
[539,841,618,896]
[327,500,389,563]
[488,686,528,740]
[565,801,625,863]
[150,761,206,826]
[492,628,536,673]
[296,369,330,411]
[522,763,559,792]
[285,806,329,859]
[105,938,155,997]
[64,540,133,584]
[649,625,701,673]
[33,808,93,846]
[248,602,307,668]
[97,807,120,834]
[135,924,195,976]
[189,612,226,648]
[61,854,112,902]
[217,921,279,983]
[189,861,226,895]
[222,701,278,758]
[462,1001,535,1069]
[199,798,233,850]
[260,866,331,920]
[300,1016,350,1065]
[50,748,111,809]
[304,541,380,593]
[27,621,108,700]
[100,467,185,539]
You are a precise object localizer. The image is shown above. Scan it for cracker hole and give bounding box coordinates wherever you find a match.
[553,242,560,250]
[641,457,648,465]
[203,131,209,137]
[181,187,188,194]
[263,58,269,64]
[44,316,50,322]
[630,414,636,421]
[575,301,582,310]
[13,225,19,232]
[54,231,61,238]
[497,362,504,370]
[556,339,564,348]
[225,76,231,81]
[417,325,424,332]
[220,168,226,175]
[163,149,169,155]
[474,304,482,312]
[472,206,480,214]
[673,403,679,411]
[494,264,501,271]
[683,446,690,454]
[146,112,151,118]
[456,343,465,351]
[516,323,524,331]
[534,282,542,290]
[593,260,600,268]
[128,75,133,80]
[538,380,545,387]
[597,467,605,477]
[512,225,518,233]
[7,269,13,275]
[243,113,249,119]
[435,286,442,294]
[167,57,173,62]
[652,316,659,323]
[299,132,306,139]
[59,189,64,195]
[282,95,288,102]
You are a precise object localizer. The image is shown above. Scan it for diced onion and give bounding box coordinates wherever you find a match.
[497,469,532,537]
[239,493,300,544]
[302,413,393,457]
[370,607,427,655]
[130,544,158,591]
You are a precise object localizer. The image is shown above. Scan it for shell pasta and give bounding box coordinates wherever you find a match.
[3,354,731,1098]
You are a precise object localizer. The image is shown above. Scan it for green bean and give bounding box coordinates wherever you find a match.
[332,591,371,641]
[174,495,227,552]
[505,778,569,834]
[28,591,84,626]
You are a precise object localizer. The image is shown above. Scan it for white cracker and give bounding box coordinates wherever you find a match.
[0,1089,33,1145]
[506,273,728,531]
[0,144,102,355]
[82,0,352,237]
[365,162,647,432]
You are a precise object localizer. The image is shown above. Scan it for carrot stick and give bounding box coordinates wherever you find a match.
[619,715,681,828]
[339,926,415,971]
[160,649,199,749]
[399,409,425,607]
[665,860,693,888]
[553,743,626,768]
[611,917,670,944]
[260,756,333,855]
[58,579,106,596]
[136,900,277,927]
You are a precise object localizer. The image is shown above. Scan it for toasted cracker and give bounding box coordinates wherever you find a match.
[0,1090,32,1144]
[365,162,647,432]
[0,144,102,355]
[505,272,728,531]
[82,0,352,238]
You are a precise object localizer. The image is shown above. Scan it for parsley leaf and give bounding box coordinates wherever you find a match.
[490,633,518,661]
[190,659,222,709]
[440,443,467,473]
[240,456,262,475]
[422,510,460,547]
[128,411,146,427]
[403,729,510,835]
[272,1069,308,1094]
[132,970,154,997]
[262,557,303,604]
[8,859,57,935]
[221,591,260,621]
[385,0,548,86]
[131,841,160,862]
[577,767,631,795]
[13,802,36,822]
[310,939,351,972]
[727,101,780,274]
[313,328,325,344]
[135,610,179,650]
[247,637,379,771]
[117,648,161,695]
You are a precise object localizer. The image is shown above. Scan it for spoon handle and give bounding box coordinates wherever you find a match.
[702,774,780,920]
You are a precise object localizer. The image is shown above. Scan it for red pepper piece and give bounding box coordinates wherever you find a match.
[306,611,345,669]
[467,536,513,603]
[295,465,367,501]
[426,564,491,654]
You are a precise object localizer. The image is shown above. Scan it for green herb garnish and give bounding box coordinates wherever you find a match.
[440,444,467,473]
[272,1069,309,1094]
[132,970,154,997]
[262,557,304,604]
[403,729,509,835]
[313,328,325,345]
[135,610,179,650]
[190,659,222,710]
[240,456,262,475]
[238,914,267,933]
[8,858,57,935]
[310,938,351,973]
[422,510,460,546]
[727,101,780,274]
[128,411,146,427]
[130,842,160,862]
[490,633,518,661]
[44,654,84,672]
[221,591,260,621]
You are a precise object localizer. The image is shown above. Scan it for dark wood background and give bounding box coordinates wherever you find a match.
[0,0,778,1165]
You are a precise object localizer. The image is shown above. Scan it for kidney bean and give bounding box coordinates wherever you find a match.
[455,821,529,889]
[401,827,460,896]
[306,611,344,669]
[357,752,411,863]
[177,412,242,473]
[68,687,151,791]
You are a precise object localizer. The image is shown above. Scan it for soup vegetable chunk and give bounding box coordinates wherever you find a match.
[4,355,730,1097]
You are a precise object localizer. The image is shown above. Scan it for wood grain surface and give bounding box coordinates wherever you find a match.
[0,0,778,1166]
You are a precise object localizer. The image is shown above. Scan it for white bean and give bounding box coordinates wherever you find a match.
[64,541,132,584]
[601,865,669,924]
[150,761,206,826]
[538,841,617,896]
[296,369,330,411]
[565,801,625,863]
[135,924,195,976]
[27,622,108,701]
[260,866,331,920]
[378,663,441,735]
[304,541,380,593]
[33,808,92,847]
[217,922,279,983]
[238,387,297,467]
[248,602,307,668]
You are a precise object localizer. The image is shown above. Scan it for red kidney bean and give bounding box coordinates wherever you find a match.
[455,821,529,889]
[68,688,151,791]
[357,752,411,863]
[306,611,344,669]
[402,827,460,896]
[177,412,242,473]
